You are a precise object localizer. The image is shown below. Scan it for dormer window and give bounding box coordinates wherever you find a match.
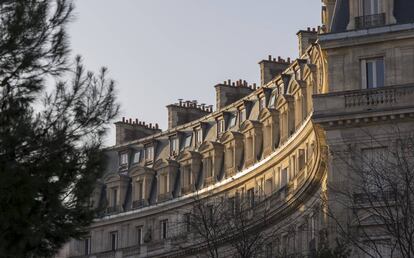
[133,151,141,163]
[259,97,266,110]
[228,114,237,129]
[217,119,225,136]
[183,134,192,149]
[362,0,381,16]
[269,94,276,108]
[170,137,179,156]
[239,109,247,124]
[194,128,203,146]
[120,153,128,166]
[145,145,154,162]
[356,0,385,29]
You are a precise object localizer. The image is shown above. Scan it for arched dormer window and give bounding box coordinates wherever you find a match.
[177,150,202,194]
[220,131,244,177]
[199,141,224,187]
[275,94,295,143]
[104,173,130,214]
[258,107,280,157]
[130,166,155,209]
[154,159,179,203]
[240,120,263,167]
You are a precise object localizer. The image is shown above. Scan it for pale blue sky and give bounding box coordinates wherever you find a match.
[69,0,321,145]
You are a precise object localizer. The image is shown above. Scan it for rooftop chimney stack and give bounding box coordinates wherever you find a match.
[115,118,162,145]
[259,55,291,86]
[167,99,212,129]
[297,27,318,56]
[214,79,255,110]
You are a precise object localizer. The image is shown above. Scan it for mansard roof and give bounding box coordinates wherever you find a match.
[331,0,414,33]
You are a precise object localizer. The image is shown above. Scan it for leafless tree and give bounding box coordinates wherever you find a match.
[325,128,414,258]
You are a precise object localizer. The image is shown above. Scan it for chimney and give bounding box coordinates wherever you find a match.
[259,55,291,86]
[214,80,254,110]
[167,100,212,129]
[297,27,318,56]
[115,118,161,145]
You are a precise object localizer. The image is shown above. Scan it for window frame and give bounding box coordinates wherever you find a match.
[110,231,118,251]
[361,57,385,89]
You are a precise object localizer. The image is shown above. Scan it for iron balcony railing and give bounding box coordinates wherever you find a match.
[355,13,386,29]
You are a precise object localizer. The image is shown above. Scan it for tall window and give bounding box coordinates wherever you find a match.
[247,188,255,208]
[217,119,225,136]
[136,226,143,245]
[145,145,154,162]
[160,220,168,239]
[362,58,384,89]
[136,181,143,200]
[84,237,91,255]
[195,128,203,146]
[184,213,191,232]
[298,149,306,171]
[133,151,141,163]
[362,0,381,16]
[239,109,247,124]
[110,231,118,251]
[170,137,179,156]
[120,153,128,165]
[259,97,266,110]
[183,134,192,149]
[112,188,118,207]
[281,167,288,187]
[160,174,168,194]
[204,157,213,179]
[228,114,237,128]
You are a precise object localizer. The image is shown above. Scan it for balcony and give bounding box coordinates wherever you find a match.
[132,199,147,209]
[105,205,121,214]
[353,190,396,204]
[313,84,414,124]
[355,13,385,29]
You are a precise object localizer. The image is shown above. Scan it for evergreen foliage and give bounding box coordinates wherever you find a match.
[0,0,119,256]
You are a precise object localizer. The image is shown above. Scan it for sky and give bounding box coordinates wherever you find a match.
[69,0,322,146]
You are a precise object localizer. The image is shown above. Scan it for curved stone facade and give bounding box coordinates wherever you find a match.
[61,1,414,257]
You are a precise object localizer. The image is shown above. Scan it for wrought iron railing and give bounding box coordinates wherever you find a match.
[355,13,386,29]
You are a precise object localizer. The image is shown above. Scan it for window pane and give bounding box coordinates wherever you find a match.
[376,58,384,87]
[366,61,374,88]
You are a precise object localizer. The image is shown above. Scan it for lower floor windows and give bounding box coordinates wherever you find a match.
[84,237,91,255]
[110,231,118,251]
[136,226,143,245]
[160,220,168,240]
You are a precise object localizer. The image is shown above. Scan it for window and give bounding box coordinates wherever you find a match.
[204,157,213,179]
[145,145,154,162]
[194,128,203,146]
[361,147,387,192]
[160,174,168,194]
[217,119,225,135]
[183,134,192,149]
[259,97,266,110]
[110,231,118,251]
[247,188,255,208]
[184,213,191,232]
[183,166,191,186]
[265,178,273,196]
[298,149,306,171]
[239,109,247,124]
[281,167,288,187]
[362,58,384,89]
[112,188,118,207]
[265,242,273,258]
[206,205,214,223]
[228,114,237,128]
[120,153,128,165]
[84,237,91,255]
[160,220,168,239]
[170,137,179,156]
[269,94,276,108]
[133,151,141,163]
[136,226,143,245]
[361,0,381,16]
[136,181,143,200]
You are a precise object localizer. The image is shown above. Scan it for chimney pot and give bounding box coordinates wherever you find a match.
[268,55,272,61]
[122,117,125,122]
[307,27,311,31]
[287,57,291,63]
[129,118,132,124]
